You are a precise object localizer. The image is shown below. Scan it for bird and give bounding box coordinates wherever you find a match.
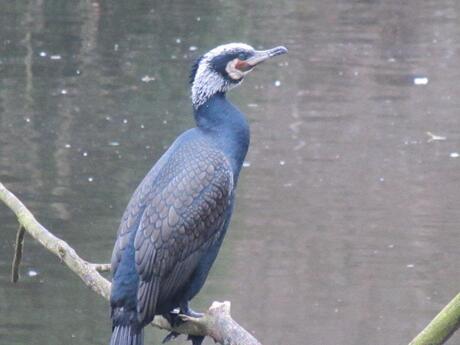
[109,42,287,345]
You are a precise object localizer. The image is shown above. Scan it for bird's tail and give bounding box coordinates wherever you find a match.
[110,324,144,345]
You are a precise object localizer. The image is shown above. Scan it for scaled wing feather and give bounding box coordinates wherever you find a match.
[133,148,233,325]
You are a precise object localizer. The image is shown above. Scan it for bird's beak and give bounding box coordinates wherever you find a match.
[245,46,288,68]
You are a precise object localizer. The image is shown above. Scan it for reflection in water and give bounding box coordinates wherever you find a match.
[1,1,460,344]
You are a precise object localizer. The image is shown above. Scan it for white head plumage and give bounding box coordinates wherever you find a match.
[191,43,255,108]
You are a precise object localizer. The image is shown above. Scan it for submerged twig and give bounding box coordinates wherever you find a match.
[11,224,26,283]
[0,182,110,299]
[0,182,262,345]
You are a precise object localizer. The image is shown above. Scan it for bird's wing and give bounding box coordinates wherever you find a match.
[133,148,234,325]
[111,177,160,276]
[110,188,144,276]
[111,149,173,276]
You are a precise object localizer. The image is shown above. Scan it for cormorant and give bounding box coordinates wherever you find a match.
[109,42,287,345]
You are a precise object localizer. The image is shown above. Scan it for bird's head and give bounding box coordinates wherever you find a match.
[190,43,288,109]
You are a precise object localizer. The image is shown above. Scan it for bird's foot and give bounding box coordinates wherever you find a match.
[163,304,205,345]
[162,331,180,344]
[179,304,204,319]
[187,335,205,345]
[162,331,204,345]
[163,309,181,327]
[162,311,183,343]
[163,306,203,327]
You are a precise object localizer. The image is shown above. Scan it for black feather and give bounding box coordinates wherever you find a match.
[189,55,204,84]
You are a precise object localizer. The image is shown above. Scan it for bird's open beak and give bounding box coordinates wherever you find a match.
[246,46,288,68]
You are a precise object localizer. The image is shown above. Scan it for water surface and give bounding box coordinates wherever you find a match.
[1,1,460,344]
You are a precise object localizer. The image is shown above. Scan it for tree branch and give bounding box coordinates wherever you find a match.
[0,182,261,345]
[408,292,460,345]
[90,263,112,272]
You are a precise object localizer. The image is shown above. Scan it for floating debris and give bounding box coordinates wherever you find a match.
[141,75,155,83]
[140,124,145,129]
[293,141,306,151]
[242,161,251,168]
[109,141,120,146]
[64,144,71,148]
[25,117,31,123]
[426,131,446,142]
[88,177,94,182]
[39,51,47,57]
[379,177,385,182]
[61,89,68,95]
[413,77,429,85]
[279,160,285,166]
[274,80,281,87]
[50,55,62,60]
[450,152,459,158]
[404,139,420,145]
[406,264,415,268]
[28,269,38,277]
[247,103,258,108]
[189,46,198,51]
[82,152,88,157]
[196,17,201,21]
[123,119,128,124]
[175,38,181,44]
[289,121,302,133]
[114,43,119,51]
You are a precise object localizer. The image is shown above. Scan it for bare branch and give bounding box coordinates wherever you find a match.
[0,182,110,299]
[408,292,460,345]
[0,182,262,345]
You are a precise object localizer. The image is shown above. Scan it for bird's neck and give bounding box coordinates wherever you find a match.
[194,92,250,176]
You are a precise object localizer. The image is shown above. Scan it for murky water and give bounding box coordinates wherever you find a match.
[1,1,460,344]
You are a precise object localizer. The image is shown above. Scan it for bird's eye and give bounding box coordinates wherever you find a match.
[238,52,248,60]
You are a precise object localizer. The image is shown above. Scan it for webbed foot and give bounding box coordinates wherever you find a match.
[180,302,204,319]
[163,309,181,327]
[163,303,205,345]
[162,331,180,343]
[187,335,205,345]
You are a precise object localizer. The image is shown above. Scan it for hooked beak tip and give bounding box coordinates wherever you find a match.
[268,46,288,57]
[246,45,288,67]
